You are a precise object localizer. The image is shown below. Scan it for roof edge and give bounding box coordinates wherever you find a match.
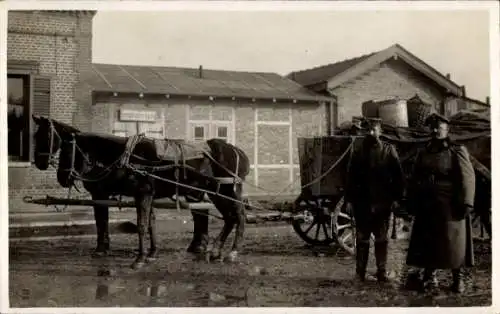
[325,44,464,96]
[92,90,334,103]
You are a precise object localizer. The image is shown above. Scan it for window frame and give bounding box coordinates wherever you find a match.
[7,73,32,165]
[190,123,209,142]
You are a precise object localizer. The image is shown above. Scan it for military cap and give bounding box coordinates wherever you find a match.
[362,117,382,128]
[424,113,450,127]
[351,116,364,129]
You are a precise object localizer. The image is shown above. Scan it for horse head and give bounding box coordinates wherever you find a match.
[32,115,80,170]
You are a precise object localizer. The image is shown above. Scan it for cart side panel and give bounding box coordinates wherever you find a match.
[298,137,316,196]
[318,136,353,196]
[298,136,353,197]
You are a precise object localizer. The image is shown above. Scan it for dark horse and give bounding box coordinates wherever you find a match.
[32,115,250,266]
[53,125,250,269]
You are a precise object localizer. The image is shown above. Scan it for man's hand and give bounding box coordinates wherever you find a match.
[464,204,474,216]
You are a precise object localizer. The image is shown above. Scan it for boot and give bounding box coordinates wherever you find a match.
[355,242,370,282]
[422,268,438,292]
[374,241,389,282]
[451,268,465,294]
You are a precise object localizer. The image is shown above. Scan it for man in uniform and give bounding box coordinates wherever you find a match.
[345,117,405,283]
[349,116,365,136]
[405,113,475,294]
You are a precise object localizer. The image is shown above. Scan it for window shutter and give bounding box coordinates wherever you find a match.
[33,76,51,117]
[30,76,52,162]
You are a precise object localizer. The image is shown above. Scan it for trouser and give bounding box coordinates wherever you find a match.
[355,209,391,279]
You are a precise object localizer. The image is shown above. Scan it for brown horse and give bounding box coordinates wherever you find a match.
[32,115,250,267]
[55,129,250,269]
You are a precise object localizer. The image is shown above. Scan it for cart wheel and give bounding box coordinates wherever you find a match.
[332,197,375,256]
[332,197,356,255]
[291,196,336,246]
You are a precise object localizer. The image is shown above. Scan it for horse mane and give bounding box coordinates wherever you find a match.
[71,132,129,163]
[55,120,80,134]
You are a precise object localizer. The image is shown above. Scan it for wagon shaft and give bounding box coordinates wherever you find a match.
[22,195,216,210]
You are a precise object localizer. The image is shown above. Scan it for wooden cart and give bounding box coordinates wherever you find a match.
[291,110,491,255]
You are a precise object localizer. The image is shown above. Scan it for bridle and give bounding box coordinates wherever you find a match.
[60,133,119,184]
[36,119,63,167]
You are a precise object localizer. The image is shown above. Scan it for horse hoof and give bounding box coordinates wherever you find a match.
[204,253,211,263]
[146,252,158,263]
[131,256,147,270]
[92,250,109,258]
[131,261,145,270]
[209,248,221,262]
[225,251,238,263]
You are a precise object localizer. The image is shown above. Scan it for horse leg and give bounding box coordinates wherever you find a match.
[146,206,159,262]
[91,193,110,258]
[131,192,153,270]
[228,183,245,262]
[187,209,209,254]
[208,184,242,262]
[210,214,235,262]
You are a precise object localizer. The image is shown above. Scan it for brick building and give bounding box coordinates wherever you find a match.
[7,10,333,219]
[83,64,332,196]
[7,10,96,213]
[287,44,490,127]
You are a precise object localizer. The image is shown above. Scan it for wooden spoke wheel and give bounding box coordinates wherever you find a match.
[331,197,357,255]
[291,196,337,246]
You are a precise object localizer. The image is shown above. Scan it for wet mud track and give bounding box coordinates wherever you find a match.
[9,220,492,307]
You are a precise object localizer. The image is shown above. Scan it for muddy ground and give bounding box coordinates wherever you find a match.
[9,219,491,307]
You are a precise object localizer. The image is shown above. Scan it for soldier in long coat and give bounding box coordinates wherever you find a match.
[405,113,475,294]
[345,118,405,283]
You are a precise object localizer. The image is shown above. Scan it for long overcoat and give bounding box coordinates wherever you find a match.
[406,139,475,269]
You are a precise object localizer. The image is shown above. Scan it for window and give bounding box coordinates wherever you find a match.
[193,125,206,141]
[217,126,228,138]
[215,125,228,142]
[8,75,30,162]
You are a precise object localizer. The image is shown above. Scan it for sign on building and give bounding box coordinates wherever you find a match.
[119,108,157,122]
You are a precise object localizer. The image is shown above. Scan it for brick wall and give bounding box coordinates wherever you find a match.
[93,96,324,197]
[330,58,446,125]
[7,11,95,213]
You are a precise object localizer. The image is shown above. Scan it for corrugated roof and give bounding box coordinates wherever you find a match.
[286,52,377,87]
[83,63,333,103]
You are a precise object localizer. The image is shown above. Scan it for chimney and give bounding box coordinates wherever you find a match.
[446,73,450,79]
[199,65,203,79]
[486,96,490,106]
[461,85,466,97]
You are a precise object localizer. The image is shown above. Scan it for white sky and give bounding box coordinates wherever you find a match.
[92,9,491,101]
